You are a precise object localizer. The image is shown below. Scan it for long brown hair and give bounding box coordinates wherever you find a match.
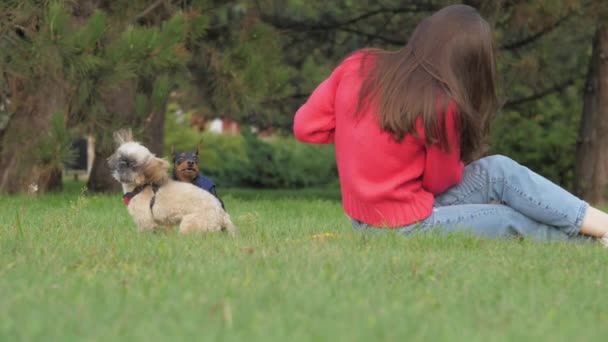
[356,5,499,163]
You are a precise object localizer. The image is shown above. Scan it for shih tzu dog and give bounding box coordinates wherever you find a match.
[107,129,237,234]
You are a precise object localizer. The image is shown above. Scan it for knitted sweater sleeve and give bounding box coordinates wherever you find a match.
[422,103,464,195]
[293,63,344,144]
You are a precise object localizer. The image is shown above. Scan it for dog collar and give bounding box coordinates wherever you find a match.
[122,184,159,206]
[123,184,146,205]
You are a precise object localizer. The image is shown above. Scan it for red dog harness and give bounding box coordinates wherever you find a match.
[122,184,160,209]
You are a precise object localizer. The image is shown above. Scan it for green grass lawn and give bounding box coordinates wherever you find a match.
[1,182,608,341]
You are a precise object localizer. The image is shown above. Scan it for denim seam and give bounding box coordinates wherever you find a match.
[574,201,589,230]
[423,208,506,230]
[493,178,568,217]
[489,177,581,236]
[439,167,489,205]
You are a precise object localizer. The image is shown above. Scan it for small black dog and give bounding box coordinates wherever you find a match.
[171,146,225,209]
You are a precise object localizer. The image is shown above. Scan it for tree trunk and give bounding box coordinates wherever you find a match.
[38,168,63,192]
[86,146,121,193]
[85,81,169,192]
[143,104,167,156]
[574,24,608,204]
[139,76,168,156]
[86,81,137,193]
[0,79,66,193]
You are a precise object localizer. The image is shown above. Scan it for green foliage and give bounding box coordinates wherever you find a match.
[239,129,280,187]
[254,0,598,189]
[72,10,107,51]
[0,0,195,131]
[489,86,582,190]
[151,75,172,111]
[215,133,337,188]
[36,112,77,168]
[180,4,297,129]
[164,106,337,188]
[101,16,189,82]
[135,93,149,118]
[242,129,339,188]
[0,0,604,193]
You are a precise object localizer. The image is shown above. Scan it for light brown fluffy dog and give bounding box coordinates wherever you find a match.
[107,129,237,234]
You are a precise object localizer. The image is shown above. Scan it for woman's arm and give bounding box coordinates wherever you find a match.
[421,103,464,194]
[293,64,344,144]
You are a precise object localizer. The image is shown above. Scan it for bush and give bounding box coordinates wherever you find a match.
[489,89,580,190]
[166,86,582,192]
[164,106,337,188]
[239,129,337,188]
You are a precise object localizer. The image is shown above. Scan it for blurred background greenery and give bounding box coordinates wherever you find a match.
[1,0,607,202]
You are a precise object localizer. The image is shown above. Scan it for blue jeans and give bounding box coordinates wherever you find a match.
[352,155,590,241]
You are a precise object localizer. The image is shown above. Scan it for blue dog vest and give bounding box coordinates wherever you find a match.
[193,173,216,194]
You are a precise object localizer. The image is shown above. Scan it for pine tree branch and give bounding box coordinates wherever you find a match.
[338,27,403,45]
[135,0,166,23]
[499,12,572,50]
[328,5,436,29]
[260,4,438,32]
[503,75,583,108]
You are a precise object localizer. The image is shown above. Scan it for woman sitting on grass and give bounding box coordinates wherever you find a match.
[293,4,608,244]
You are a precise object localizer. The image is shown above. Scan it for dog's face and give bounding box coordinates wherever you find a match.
[107,130,169,186]
[172,148,200,183]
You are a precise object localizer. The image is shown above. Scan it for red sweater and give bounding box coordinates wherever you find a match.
[293,52,464,227]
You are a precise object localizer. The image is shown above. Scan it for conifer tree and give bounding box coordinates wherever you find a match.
[0,0,297,193]
[0,2,192,192]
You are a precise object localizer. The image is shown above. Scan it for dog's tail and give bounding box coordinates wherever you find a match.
[222,213,238,235]
[113,128,134,145]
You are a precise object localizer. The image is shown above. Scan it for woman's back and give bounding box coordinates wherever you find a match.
[295,52,462,227]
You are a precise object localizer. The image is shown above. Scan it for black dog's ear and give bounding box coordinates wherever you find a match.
[195,143,201,156]
[171,145,176,161]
